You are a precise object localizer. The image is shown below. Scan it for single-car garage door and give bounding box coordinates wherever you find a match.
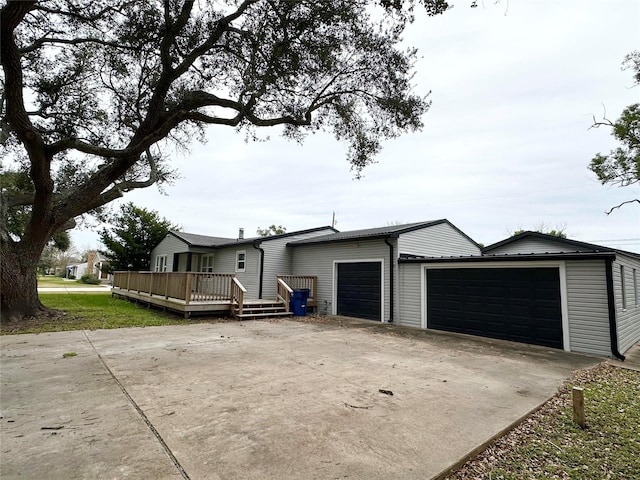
[427,267,562,349]
[336,262,382,321]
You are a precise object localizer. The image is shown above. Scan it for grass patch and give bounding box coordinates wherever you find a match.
[0,293,220,334]
[446,364,640,480]
[62,352,77,358]
[37,275,106,288]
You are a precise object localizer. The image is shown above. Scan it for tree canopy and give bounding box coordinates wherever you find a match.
[99,203,180,271]
[589,51,640,214]
[1,0,450,319]
[257,225,286,236]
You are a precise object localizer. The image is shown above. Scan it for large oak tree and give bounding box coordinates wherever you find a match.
[1,0,448,320]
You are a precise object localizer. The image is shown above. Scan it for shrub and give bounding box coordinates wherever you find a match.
[80,274,101,284]
[67,274,76,280]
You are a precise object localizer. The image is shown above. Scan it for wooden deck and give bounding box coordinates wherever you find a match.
[111,271,317,318]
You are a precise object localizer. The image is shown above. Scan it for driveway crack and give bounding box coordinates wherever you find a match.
[82,331,191,480]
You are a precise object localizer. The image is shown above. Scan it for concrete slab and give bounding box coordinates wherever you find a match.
[1,320,599,480]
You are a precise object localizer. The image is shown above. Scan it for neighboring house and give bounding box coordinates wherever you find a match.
[68,251,112,282]
[141,222,640,359]
[397,232,640,359]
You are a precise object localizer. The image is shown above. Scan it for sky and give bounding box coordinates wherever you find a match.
[72,0,640,253]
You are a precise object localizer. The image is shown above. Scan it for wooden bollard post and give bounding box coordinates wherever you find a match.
[572,387,586,428]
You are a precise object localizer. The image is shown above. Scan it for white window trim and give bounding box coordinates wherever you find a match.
[155,255,167,272]
[235,250,246,273]
[201,254,215,273]
[633,268,638,308]
[419,261,570,352]
[620,265,627,311]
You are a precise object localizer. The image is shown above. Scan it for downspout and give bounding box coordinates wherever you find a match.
[384,237,395,323]
[605,257,625,361]
[253,240,264,299]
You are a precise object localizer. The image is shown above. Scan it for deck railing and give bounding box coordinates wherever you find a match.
[112,271,237,304]
[231,277,246,315]
[276,278,293,313]
[276,275,317,306]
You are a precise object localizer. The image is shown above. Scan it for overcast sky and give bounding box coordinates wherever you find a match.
[73,0,640,253]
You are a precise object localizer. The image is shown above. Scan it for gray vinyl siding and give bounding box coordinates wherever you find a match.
[398,223,480,257]
[291,239,392,320]
[565,260,611,357]
[260,228,336,299]
[397,263,422,328]
[213,246,260,298]
[487,238,593,255]
[613,254,640,354]
[150,235,189,272]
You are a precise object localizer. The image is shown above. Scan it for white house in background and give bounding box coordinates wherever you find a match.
[67,251,111,282]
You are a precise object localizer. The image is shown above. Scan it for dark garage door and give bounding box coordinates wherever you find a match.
[427,268,562,349]
[337,262,382,321]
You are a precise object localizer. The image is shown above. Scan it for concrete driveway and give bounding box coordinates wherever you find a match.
[1,319,599,480]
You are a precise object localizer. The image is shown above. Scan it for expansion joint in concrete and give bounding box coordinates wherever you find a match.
[82,331,191,480]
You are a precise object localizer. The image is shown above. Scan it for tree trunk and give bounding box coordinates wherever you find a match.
[1,242,49,321]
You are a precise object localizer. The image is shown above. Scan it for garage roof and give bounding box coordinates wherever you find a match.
[287,219,479,246]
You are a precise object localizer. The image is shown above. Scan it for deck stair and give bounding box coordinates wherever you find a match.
[233,299,292,320]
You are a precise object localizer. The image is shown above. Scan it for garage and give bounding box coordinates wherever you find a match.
[336,262,382,321]
[427,267,563,349]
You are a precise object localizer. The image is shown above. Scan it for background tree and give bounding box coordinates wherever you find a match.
[257,225,287,237]
[589,51,640,214]
[99,203,180,272]
[36,231,71,275]
[510,223,567,239]
[1,0,450,320]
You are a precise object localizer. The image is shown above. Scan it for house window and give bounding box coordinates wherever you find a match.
[155,255,167,272]
[235,251,246,272]
[620,265,626,310]
[634,268,638,307]
[201,254,215,273]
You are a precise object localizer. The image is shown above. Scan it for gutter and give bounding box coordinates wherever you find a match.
[384,237,395,323]
[605,257,625,361]
[253,240,265,299]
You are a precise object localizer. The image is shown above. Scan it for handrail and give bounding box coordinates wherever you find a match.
[231,276,246,316]
[276,278,293,313]
[276,275,317,304]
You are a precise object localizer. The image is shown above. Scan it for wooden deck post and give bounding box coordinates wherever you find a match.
[572,387,586,428]
[185,273,192,305]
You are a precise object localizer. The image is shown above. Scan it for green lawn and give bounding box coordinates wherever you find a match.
[1,293,214,334]
[446,364,640,479]
[37,275,81,287]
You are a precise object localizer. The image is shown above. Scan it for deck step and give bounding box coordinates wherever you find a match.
[236,311,294,320]
[232,299,292,320]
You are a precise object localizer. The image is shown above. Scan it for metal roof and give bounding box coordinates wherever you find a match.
[286,219,480,247]
[482,231,640,259]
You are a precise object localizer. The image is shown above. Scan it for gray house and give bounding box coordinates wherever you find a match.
[138,222,640,359]
[287,219,481,321]
[397,232,640,359]
[150,226,337,299]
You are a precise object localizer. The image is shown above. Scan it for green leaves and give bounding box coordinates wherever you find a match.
[99,202,180,271]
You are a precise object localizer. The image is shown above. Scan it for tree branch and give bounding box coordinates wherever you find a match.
[605,199,640,215]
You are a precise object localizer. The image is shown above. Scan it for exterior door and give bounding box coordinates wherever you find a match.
[336,262,382,321]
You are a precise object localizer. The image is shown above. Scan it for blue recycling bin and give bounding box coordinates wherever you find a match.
[290,289,310,316]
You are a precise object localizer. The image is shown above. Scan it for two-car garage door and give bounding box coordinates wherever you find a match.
[427,267,563,349]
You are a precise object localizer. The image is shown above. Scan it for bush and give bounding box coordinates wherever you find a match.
[67,274,76,280]
[80,274,101,284]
